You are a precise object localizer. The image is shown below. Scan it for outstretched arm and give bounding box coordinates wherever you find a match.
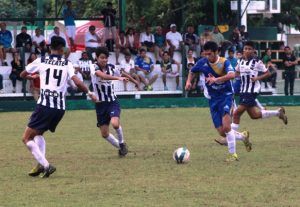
[95,70,128,81]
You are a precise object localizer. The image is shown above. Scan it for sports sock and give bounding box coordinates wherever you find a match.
[234,130,244,141]
[26,140,49,168]
[261,110,279,119]
[105,133,120,148]
[231,123,239,131]
[115,126,124,144]
[225,130,236,154]
[34,135,46,156]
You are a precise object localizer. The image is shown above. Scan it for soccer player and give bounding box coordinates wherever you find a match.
[231,41,288,133]
[185,41,249,162]
[90,47,133,157]
[20,36,96,178]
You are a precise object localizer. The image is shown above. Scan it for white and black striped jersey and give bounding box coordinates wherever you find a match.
[236,57,267,94]
[90,63,120,102]
[26,55,75,110]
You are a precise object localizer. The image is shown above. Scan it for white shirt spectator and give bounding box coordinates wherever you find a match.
[166,31,183,49]
[139,32,154,44]
[120,59,134,73]
[32,34,45,45]
[85,32,99,48]
[48,32,69,48]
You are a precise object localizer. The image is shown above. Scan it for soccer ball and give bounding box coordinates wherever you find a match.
[173,147,190,164]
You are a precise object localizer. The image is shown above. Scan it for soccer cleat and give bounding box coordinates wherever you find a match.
[147,85,153,91]
[28,164,44,177]
[242,131,252,152]
[225,153,239,162]
[278,107,288,125]
[119,143,128,157]
[214,137,228,146]
[40,164,56,178]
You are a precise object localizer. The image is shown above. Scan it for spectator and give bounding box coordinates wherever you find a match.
[16,26,32,52]
[120,52,140,91]
[135,48,158,91]
[154,26,166,63]
[160,51,180,90]
[186,49,199,90]
[200,27,212,54]
[239,25,249,48]
[115,31,130,65]
[32,27,46,54]
[0,22,14,66]
[230,27,242,52]
[140,25,155,52]
[67,67,84,97]
[126,27,139,55]
[183,25,199,56]
[262,48,277,88]
[283,46,297,96]
[27,53,40,100]
[101,2,117,51]
[166,24,183,59]
[63,0,76,51]
[227,49,238,68]
[211,25,224,47]
[85,25,101,61]
[75,51,93,82]
[9,52,24,93]
[0,73,3,93]
[48,26,70,58]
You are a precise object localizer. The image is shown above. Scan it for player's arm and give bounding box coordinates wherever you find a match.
[20,58,40,80]
[186,59,203,90]
[185,71,196,90]
[95,70,128,82]
[251,60,271,82]
[206,72,235,85]
[121,71,139,86]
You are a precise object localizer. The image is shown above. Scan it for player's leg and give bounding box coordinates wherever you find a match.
[162,72,167,90]
[248,106,287,124]
[222,113,238,161]
[99,125,120,148]
[175,74,180,89]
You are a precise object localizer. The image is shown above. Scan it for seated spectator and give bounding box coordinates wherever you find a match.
[48,26,70,58]
[0,73,3,93]
[160,51,180,90]
[211,26,224,47]
[75,51,93,81]
[16,26,32,52]
[154,26,166,63]
[262,48,277,88]
[0,22,15,66]
[115,31,130,65]
[140,25,155,52]
[186,49,199,90]
[9,52,24,93]
[67,67,84,97]
[126,27,139,55]
[183,25,199,56]
[230,27,242,52]
[166,24,183,59]
[85,25,101,61]
[27,53,40,100]
[120,52,140,91]
[32,27,47,55]
[135,48,158,91]
[200,27,212,54]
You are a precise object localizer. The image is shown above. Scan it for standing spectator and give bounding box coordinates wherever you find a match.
[0,22,14,66]
[200,27,212,53]
[140,25,155,52]
[9,52,24,93]
[262,48,277,88]
[160,51,180,90]
[283,46,298,96]
[63,0,76,51]
[120,52,140,91]
[126,27,139,55]
[48,26,70,58]
[32,27,46,55]
[239,25,249,47]
[183,25,199,56]
[101,2,117,51]
[85,25,101,61]
[115,31,129,65]
[27,53,40,100]
[154,26,166,63]
[211,26,224,47]
[230,27,242,52]
[135,48,158,91]
[166,24,183,59]
[16,26,32,52]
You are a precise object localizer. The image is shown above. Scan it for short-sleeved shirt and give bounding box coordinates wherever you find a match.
[166,31,183,49]
[262,55,271,65]
[85,32,99,48]
[160,59,175,72]
[32,35,45,45]
[26,55,75,110]
[120,59,134,73]
[154,33,166,48]
[135,56,154,72]
[48,32,69,48]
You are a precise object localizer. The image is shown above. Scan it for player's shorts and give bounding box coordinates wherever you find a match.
[209,94,233,128]
[95,100,121,127]
[239,93,258,107]
[28,104,65,133]
[65,26,76,40]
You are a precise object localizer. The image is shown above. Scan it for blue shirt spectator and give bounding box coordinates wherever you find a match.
[0,23,12,49]
[135,53,154,71]
[63,1,76,26]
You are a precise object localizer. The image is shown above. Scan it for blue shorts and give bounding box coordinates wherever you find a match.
[28,104,65,133]
[239,93,258,107]
[209,95,233,128]
[233,79,241,95]
[95,100,121,127]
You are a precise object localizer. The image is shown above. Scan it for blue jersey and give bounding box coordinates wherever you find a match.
[135,56,153,72]
[62,8,76,26]
[191,57,234,98]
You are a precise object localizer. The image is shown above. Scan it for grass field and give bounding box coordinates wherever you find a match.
[0,107,299,207]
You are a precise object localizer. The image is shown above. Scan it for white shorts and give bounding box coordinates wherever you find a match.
[66,26,76,40]
[163,71,179,77]
[137,70,158,79]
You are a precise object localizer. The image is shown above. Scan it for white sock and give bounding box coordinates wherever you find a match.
[105,133,120,148]
[26,140,49,168]
[261,110,279,119]
[225,130,236,154]
[234,130,244,141]
[115,126,124,144]
[231,123,239,131]
[34,135,46,156]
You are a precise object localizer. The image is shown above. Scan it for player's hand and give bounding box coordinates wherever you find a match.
[250,77,258,82]
[31,74,39,79]
[118,77,129,82]
[185,81,192,91]
[206,73,216,85]
[88,92,98,103]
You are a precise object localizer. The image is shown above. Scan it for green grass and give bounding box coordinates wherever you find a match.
[0,107,299,207]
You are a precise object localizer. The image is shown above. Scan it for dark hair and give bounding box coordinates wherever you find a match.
[50,36,66,50]
[119,30,125,35]
[203,41,219,52]
[89,25,96,31]
[188,49,194,53]
[266,48,272,52]
[244,41,255,49]
[284,46,290,50]
[21,26,27,30]
[107,2,112,6]
[228,48,235,53]
[124,51,131,57]
[27,52,37,64]
[96,47,109,58]
[139,48,146,53]
[162,51,169,56]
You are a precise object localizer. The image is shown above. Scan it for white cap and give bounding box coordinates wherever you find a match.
[170,24,176,28]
